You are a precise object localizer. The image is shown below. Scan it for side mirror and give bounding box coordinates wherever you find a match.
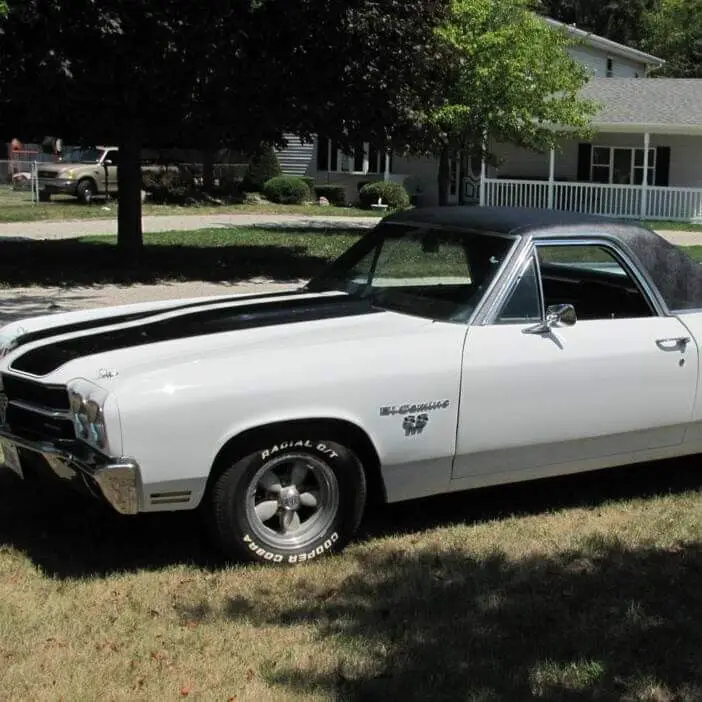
[104,159,113,166]
[523,303,577,335]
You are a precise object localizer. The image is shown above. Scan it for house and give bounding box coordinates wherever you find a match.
[277,19,702,221]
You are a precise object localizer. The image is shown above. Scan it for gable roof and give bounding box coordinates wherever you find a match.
[581,78,702,133]
[545,18,664,69]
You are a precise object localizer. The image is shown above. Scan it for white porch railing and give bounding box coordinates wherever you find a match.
[480,178,702,222]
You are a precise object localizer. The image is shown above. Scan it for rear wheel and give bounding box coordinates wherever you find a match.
[209,435,366,565]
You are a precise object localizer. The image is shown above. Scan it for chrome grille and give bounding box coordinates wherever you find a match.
[0,374,72,441]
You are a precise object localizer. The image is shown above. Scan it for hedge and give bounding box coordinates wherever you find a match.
[358,181,410,210]
[263,175,310,204]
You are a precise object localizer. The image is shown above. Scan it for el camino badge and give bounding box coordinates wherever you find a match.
[379,400,449,438]
[379,400,449,416]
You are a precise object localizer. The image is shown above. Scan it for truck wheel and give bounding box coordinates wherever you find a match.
[76,179,97,205]
[209,436,367,565]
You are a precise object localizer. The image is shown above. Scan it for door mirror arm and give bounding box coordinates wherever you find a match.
[524,304,577,335]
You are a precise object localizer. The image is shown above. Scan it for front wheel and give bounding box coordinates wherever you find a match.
[209,436,367,565]
[76,179,97,205]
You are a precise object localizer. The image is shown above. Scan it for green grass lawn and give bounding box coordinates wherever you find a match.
[2,226,701,288]
[1,456,702,700]
[0,227,364,287]
[0,187,373,222]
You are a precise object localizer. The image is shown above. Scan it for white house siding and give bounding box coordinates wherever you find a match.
[391,154,439,205]
[275,134,315,176]
[663,135,702,187]
[491,140,579,180]
[567,45,647,77]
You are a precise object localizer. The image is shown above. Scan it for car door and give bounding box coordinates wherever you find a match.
[103,149,119,194]
[452,238,699,484]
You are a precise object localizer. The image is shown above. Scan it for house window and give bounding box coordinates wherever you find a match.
[316,138,391,175]
[590,146,656,185]
[606,57,614,77]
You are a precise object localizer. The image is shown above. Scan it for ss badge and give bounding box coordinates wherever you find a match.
[402,413,429,437]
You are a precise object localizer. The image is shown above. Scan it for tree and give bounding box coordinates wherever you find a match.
[536,0,658,50]
[643,0,702,77]
[415,0,595,205]
[0,0,450,257]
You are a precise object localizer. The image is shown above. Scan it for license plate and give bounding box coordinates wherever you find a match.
[0,438,23,479]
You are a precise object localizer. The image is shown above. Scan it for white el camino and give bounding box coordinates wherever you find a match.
[2,206,702,565]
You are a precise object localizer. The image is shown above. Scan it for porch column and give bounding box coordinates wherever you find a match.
[479,130,488,206]
[383,150,391,183]
[641,132,650,219]
[547,147,555,209]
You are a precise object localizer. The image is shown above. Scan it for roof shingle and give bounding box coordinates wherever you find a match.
[581,78,702,129]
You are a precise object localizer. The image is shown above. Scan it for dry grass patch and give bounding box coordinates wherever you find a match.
[1,458,702,700]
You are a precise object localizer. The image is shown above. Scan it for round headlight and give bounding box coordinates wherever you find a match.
[85,400,101,424]
[69,390,85,414]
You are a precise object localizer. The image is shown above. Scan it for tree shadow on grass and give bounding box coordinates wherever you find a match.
[0,234,337,287]
[239,540,702,701]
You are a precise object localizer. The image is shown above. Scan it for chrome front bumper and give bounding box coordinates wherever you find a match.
[0,427,140,515]
[38,179,78,195]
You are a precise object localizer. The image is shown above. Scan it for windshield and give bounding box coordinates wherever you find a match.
[63,148,105,164]
[306,222,517,321]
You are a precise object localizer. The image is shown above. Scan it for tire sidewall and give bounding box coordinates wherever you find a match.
[213,437,366,565]
[77,180,95,204]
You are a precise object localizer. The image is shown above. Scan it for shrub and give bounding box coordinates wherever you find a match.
[263,175,310,204]
[301,177,315,195]
[359,181,410,210]
[241,144,281,192]
[314,185,346,206]
[141,166,195,204]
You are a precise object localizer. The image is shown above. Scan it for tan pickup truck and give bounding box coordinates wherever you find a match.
[37,146,120,203]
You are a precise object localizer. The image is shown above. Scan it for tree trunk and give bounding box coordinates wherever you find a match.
[437,146,450,207]
[117,125,143,260]
[202,147,215,193]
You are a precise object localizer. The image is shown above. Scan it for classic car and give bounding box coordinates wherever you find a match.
[2,206,702,565]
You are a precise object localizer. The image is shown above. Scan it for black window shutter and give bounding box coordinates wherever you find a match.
[576,143,592,181]
[655,146,670,186]
[316,137,329,172]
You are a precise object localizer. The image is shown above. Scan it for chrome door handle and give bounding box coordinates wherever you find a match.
[655,336,691,351]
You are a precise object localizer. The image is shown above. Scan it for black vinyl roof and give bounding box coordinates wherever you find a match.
[385,206,702,312]
[387,205,638,237]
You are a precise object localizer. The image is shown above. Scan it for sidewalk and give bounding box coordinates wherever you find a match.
[0,214,381,241]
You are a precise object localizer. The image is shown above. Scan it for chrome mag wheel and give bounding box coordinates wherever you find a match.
[245,452,340,550]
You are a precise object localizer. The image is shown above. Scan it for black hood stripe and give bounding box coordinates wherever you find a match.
[8,288,305,353]
[11,293,382,377]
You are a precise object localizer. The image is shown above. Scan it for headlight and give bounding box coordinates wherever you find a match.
[67,385,108,449]
[85,399,106,446]
[61,169,77,179]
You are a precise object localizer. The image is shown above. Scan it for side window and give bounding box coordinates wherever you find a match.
[105,150,119,166]
[496,256,541,324]
[536,244,655,320]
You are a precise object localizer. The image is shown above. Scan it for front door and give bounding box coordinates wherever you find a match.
[452,240,698,484]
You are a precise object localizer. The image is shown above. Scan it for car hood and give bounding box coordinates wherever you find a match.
[1,288,433,387]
